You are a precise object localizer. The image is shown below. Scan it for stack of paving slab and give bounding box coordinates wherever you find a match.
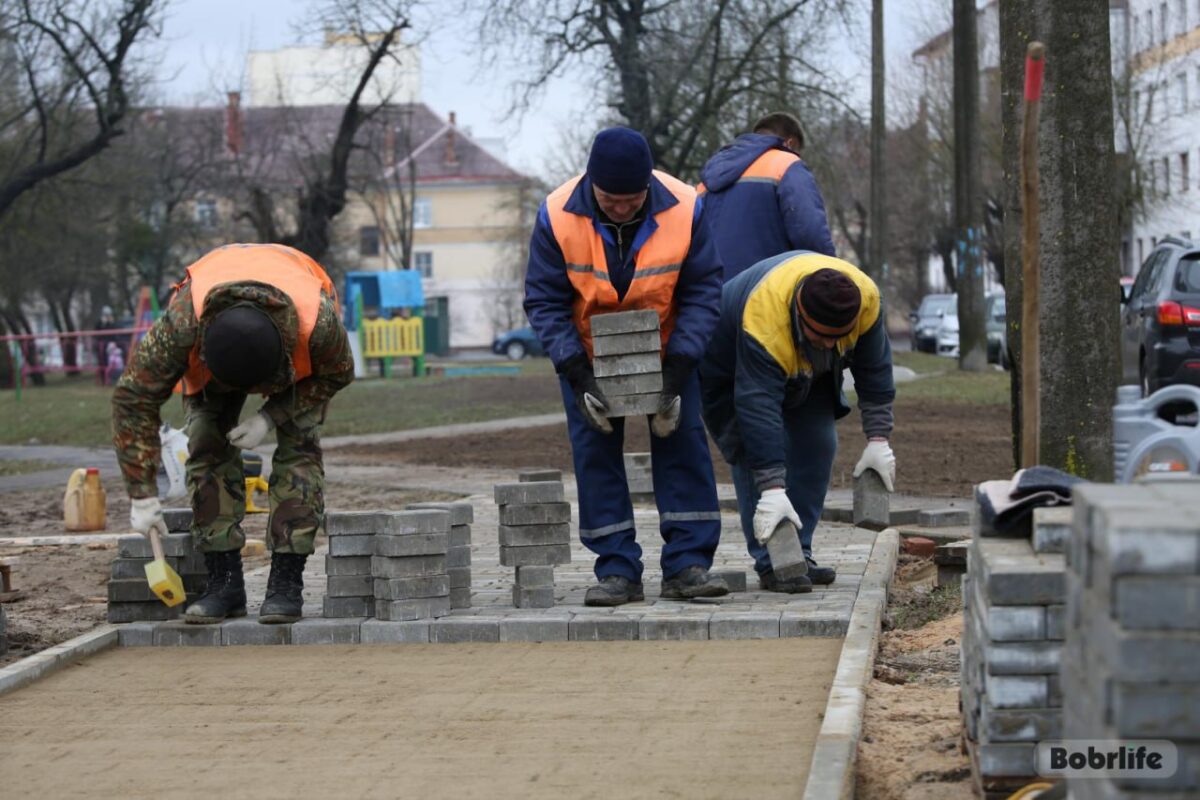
[624,452,653,503]
[323,511,381,619]
[371,510,453,621]
[592,310,662,417]
[407,501,474,609]
[1062,480,1200,800]
[496,479,571,608]
[960,498,1069,797]
[108,508,206,623]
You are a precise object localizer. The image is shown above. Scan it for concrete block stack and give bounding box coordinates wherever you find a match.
[1062,481,1200,799]
[323,511,385,618]
[407,501,474,609]
[591,310,662,417]
[370,509,453,621]
[623,452,653,503]
[960,494,1067,794]
[495,480,571,608]
[107,509,205,623]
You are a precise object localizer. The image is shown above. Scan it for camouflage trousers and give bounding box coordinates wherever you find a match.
[184,389,325,555]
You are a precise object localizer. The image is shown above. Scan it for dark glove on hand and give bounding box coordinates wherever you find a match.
[651,354,696,437]
[560,354,613,434]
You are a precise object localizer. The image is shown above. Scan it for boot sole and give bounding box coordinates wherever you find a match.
[184,607,247,624]
[258,612,302,624]
[584,591,645,607]
[660,583,730,600]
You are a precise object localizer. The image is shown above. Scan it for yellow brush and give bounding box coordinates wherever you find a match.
[143,526,186,607]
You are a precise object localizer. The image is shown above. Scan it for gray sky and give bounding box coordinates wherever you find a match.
[153,1,931,180]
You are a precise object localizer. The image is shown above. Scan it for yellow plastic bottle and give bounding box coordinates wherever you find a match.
[64,468,107,531]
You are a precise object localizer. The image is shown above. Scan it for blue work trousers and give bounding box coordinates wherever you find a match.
[730,381,838,574]
[560,373,722,583]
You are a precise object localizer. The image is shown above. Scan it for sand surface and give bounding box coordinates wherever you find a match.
[0,639,841,799]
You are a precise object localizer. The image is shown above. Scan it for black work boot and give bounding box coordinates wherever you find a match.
[184,550,247,624]
[258,553,308,624]
[660,565,730,599]
[758,568,813,594]
[584,575,645,607]
[805,557,837,585]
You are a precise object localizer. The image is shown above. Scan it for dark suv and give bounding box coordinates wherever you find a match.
[1122,237,1200,394]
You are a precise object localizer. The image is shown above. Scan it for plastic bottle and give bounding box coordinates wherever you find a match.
[63,468,86,531]
[1113,384,1200,483]
[64,467,106,531]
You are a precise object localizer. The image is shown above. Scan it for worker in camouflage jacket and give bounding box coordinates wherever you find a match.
[112,243,354,625]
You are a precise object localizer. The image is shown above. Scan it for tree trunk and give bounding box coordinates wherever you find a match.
[1000,1,1121,479]
[868,0,886,288]
[953,0,988,371]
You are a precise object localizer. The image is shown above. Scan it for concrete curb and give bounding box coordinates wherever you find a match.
[0,625,119,698]
[801,528,899,800]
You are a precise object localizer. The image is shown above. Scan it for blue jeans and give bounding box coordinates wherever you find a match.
[730,382,838,574]
[561,373,722,582]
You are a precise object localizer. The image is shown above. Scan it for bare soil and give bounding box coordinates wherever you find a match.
[332,397,1013,499]
[0,639,842,799]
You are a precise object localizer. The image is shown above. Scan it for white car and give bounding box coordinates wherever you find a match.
[936,310,959,358]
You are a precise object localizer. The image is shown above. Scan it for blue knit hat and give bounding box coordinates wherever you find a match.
[587,127,653,194]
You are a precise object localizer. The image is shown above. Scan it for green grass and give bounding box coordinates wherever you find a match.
[0,459,64,476]
[896,367,1010,405]
[891,350,952,375]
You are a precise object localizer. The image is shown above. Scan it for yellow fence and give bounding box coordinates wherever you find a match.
[362,317,424,358]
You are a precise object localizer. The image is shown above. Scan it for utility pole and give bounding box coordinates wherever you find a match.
[953,0,988,371]
[868,0,886,288]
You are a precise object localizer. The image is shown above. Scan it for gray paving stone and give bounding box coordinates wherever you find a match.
[518,468,563,483]
[326,511,392,535]
[498,523,571,547]
[709,612,779,639]
[1047,674,1062,707]
[570,615,637,641]
[605,393,661,417]
[322,596,375,617]
[500,543,572,567]
[711,570,748,593]
[447,547,471,568]
[494,481,565,505]
[765,521,808,581]
[370,554,447,578]
[985,675,1049,708]
[110,557,159,580]
[162,508,193,532]
[1090,619,1200,681]
[107,578,162,603]
[328,535,375,556]
[498,503,571,526]
[780,612,848,637]
[980,705,1062,742]
[291,617,362,645]
[591,329,660,356]
[449,587,472,609]
[376,596,451,622]
[153,621,222,646]
[639,615,710,641]
[976,743,1036,777]
[382,509,452,534]
[1031,506,1072,554]
[1115,575,1200,630]
[590,309,659,335]
[593,352,661,377]
[324,555,372,576]
[975,538,1066,605]
[222,618,291,645]
[597,372,663,396]
[116,621,159,647]
[325,574,374,597]
[1093,507,1200,574]
[499,616,569,642]
[118,533,193,558]
[449,525,472,548]
[1045,605,1065,640]
[360,619,430,644]
[918,508,970,528]
[981,603,1047,642]
[852,471,889,530]
[430,617,500,643]
[984,641,1061,675]
[515,565,554,587]
[107,602,182,623]
[374,575,450,600]
[406,501,474,525]
[512,585,555,608]
[1110,682,1200,739]
[447,566,472,588]
[374,532,449,557]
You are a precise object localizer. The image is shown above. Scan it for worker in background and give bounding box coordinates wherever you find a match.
[525,126,727,606]
[699,252,896,592]
[698,112,836,280]
[112,243,354,624]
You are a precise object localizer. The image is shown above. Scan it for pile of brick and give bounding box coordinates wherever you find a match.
[591,310,662,417]
[107,508,206,623]
[496,479,571,608]
[623,452,653,502]
[370,509,452,621]
[960,501,1067,795]
[323,511,382,618]
[1063,480,1200,799]
[408,501,474,609]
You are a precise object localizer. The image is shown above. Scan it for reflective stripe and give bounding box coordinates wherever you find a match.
[632,264,682,279]
[736,176,781,185]
[660,511,723,522]
[566,263,593,273]
[579,519,635,540]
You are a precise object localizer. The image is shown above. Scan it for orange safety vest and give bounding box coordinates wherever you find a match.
[546,171,696,358]
[177,244,337,395]
[697,148,799,195]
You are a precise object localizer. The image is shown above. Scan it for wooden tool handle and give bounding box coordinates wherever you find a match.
[148,525,165,562]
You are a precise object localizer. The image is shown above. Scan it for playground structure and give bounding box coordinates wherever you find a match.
[344,270,427,378]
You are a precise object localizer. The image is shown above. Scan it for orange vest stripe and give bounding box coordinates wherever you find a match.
[179,244,336,395]
[546,171,696,358]
[739,149,799,183]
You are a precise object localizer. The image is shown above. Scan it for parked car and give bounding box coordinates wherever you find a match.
[909,293,956,353]
[936,306,959,358]
[1121,237,1200,394]
[492,326,545,360]
[986,293,1008,368]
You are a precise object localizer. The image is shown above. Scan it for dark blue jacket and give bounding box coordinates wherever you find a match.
[698,134,835,280]
[524,174,723,370]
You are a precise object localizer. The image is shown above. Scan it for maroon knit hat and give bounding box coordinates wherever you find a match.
[797,268,862,337]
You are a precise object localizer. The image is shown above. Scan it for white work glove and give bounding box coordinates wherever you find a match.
[130,496,168,539]
[853,439,896,492]
[752,488,803,545]
[582,393,614,434]
[650,395,682,438]
[227,410,275,449]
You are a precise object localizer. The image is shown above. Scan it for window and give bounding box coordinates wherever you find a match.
[1182,152,1190,192]
[413,197,432,229]
[194,199,217,228]
[1163,156,1172,195]
[359,225,380,257]
[1179,73,1189,113]
[413,251,433,278]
